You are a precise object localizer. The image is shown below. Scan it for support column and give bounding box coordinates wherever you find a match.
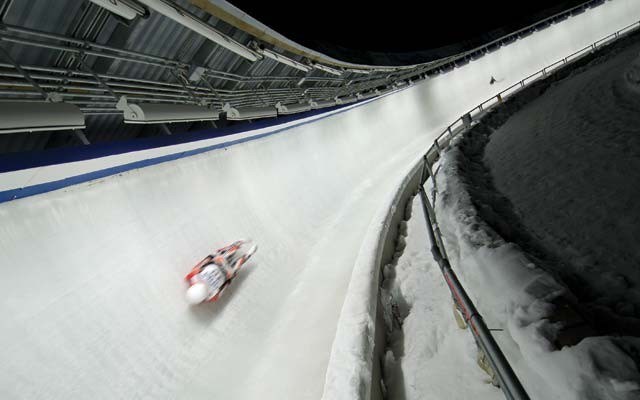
[73,130,90,145]
[160,124,172,135]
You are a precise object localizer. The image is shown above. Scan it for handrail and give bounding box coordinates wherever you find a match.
[414,18,640,400]
[418,185,530,400]
[431,19,640,152]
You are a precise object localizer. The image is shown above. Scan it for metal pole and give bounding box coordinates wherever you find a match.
[73,129,91,145]
[2,23,184,67]
[159,124,172,135]
[418,173,530,400]
[77,55,118,100]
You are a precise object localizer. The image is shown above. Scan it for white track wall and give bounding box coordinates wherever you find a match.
[1,2,638,399]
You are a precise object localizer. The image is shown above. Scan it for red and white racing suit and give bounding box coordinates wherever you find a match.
[185,251,238,302]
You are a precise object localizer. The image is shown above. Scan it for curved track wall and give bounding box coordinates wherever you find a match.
[1,2,638,399]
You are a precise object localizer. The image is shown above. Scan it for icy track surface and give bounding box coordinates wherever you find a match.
[1,2,640,399]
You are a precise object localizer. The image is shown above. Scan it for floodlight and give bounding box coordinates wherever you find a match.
[222,103,277,120]
[335,95,357,105]
[89,0,145,20]
[346,68,371,75]
[275,101,311,115]
[0,101,85,134]
[256,48,311,72]
[116,97,219,124]
[313,63,343,76]
[312,99,336,109]
[357,91,378,100]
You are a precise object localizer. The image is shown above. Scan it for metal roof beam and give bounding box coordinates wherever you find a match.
[136,0,261,61]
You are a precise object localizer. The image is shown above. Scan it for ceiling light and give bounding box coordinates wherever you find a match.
[379,87,394,95]
[275,101,311,115]
[116,97,219,124]
[335,95,357,105]
[346,68,371,75]
[313,63,343,76]
[223,103,277,120]
[0,101,85,134]
[89,0,145,20]
[311,99,336,109]
[357,91,378,100]
[256,47,311,73]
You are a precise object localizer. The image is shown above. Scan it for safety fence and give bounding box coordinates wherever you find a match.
[411,18,640,400]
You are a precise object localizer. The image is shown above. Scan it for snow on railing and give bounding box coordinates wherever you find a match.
[416,19,640,400]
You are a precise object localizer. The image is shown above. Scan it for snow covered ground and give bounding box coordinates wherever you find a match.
[433,30,640,400]
[435,146,640,399]
[1,2,640,399]
[381,192,502,400]
[484,36,640,332]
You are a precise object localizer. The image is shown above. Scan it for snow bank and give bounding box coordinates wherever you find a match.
[430,29,640,399]
[434,108,640,399]
[483,39,640,329]
[380,191,502,400]
[321,157,423,400]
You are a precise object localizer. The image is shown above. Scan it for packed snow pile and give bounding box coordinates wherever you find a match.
[430,34,640,399]
[625,54,640,92]
[483,40,640,331]
[380,192,501,400]
[435,148,640,399]
[321,158,424,400]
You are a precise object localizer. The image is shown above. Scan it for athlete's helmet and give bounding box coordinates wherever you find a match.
[186,282,208,304]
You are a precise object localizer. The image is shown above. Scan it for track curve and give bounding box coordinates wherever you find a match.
[0,3,637,398]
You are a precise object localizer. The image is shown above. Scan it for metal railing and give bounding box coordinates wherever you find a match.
[412,18,640,400]
[418,183,530,400]
[426,19,640,165]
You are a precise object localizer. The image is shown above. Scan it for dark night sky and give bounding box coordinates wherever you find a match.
[229,0,589,64]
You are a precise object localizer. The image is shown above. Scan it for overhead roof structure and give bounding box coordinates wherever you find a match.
[227,0,592,65]
[0,0,601,154]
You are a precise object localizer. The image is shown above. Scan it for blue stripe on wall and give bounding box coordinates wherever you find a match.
[0,94,391,204]
[0,104,345,174]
